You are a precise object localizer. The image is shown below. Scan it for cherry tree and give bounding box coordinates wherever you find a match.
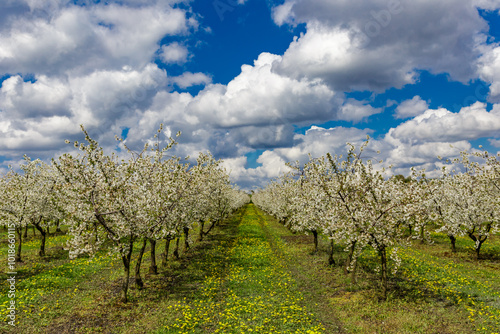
[0,164,29,262]
[53,126,157,302]
[0,157,61,261]
[435,150,499,259]
[256,139,427,299]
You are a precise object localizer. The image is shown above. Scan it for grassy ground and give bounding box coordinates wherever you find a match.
[260,209,500,334]
[161,203,325,334]
[0,205,499,333]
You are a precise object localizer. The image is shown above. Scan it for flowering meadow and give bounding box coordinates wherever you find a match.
[164,204,325,334]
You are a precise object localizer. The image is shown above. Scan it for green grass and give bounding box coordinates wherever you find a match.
[258,211,470,334]
[161,204,324,333]
[0,207,499,333]
[259,210,500,334]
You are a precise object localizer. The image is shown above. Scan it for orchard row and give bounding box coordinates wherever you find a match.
[253,139,500,300]
[0,125,250,302]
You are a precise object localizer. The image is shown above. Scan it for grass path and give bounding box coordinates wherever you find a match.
[162,203,328,333]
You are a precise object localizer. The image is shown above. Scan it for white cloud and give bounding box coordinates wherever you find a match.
[394,96,429,119]
[271,0,488,91]
[338,98,382,122]
[0,1,192,75]
[477,45,500,102]
[489,138,500,147]
[0,75,72,118]
[221,152,291,190]
[273,24,419,91]
[218,124,296,151]
[384,139,471,170]
[0,64,169,156]
[160,42,189,64]
[0,0,199,160]
[256,151,290,178]
[68,64,168,127]
[275,126,374,164]
[388,102,500,144]
[474,0,500,10]
[186,52,341,129]
[0,115,79,156]
[220,156,248,181]
[272,1,295,26]
[171,72,212,89]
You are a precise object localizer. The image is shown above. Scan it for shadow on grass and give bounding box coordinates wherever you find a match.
[43,208,245,334]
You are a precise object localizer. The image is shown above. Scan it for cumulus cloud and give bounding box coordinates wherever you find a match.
[0,1,192,75]
[378,101,500,175]
[0,75,72,118]
[274,126,375,164]
[0,64,169,156]
[385,139,471,167]
[394,96,429,119]
[221,125,379,189]
[0,114,80,157]
[186,52,341,129]
[160,42,189,64]
[171,72,212,89]
[388,102,500,144]
[271,0,488,91]
[489,138,500,147]
[338,98,382,122]
[221,152,291,190]
[474,0,500,10]
[477,45,500,102]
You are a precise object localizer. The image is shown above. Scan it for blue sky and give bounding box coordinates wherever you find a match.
[1,0,500,189]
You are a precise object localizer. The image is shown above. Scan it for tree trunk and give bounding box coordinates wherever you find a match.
[379,245,388,301]
[344,241,356,275]
[183,227,190,251]
[134,238,148,289]
[420,225,425,244]
[312,230,318,254]
[198,220,205,241]
[23,225,28,239]
[94,222,99,243]
[476,243,482,260]
[33,218,46,257]
[38,228,46,257]
[468,233,487,260]
[161,238,171,268]
[449,234,457,253]
[351,259,358,284]
[149,239,158,274]
[15,227,23,263]
[121,239,134,303]
[328,239,336,266]
[203,220,217,237]
[56,219,62,233]
[173,237,180,260]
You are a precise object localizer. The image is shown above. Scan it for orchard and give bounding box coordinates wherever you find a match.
[0,125,250,304]
[253,139,499,299]
[0,132,499,333]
